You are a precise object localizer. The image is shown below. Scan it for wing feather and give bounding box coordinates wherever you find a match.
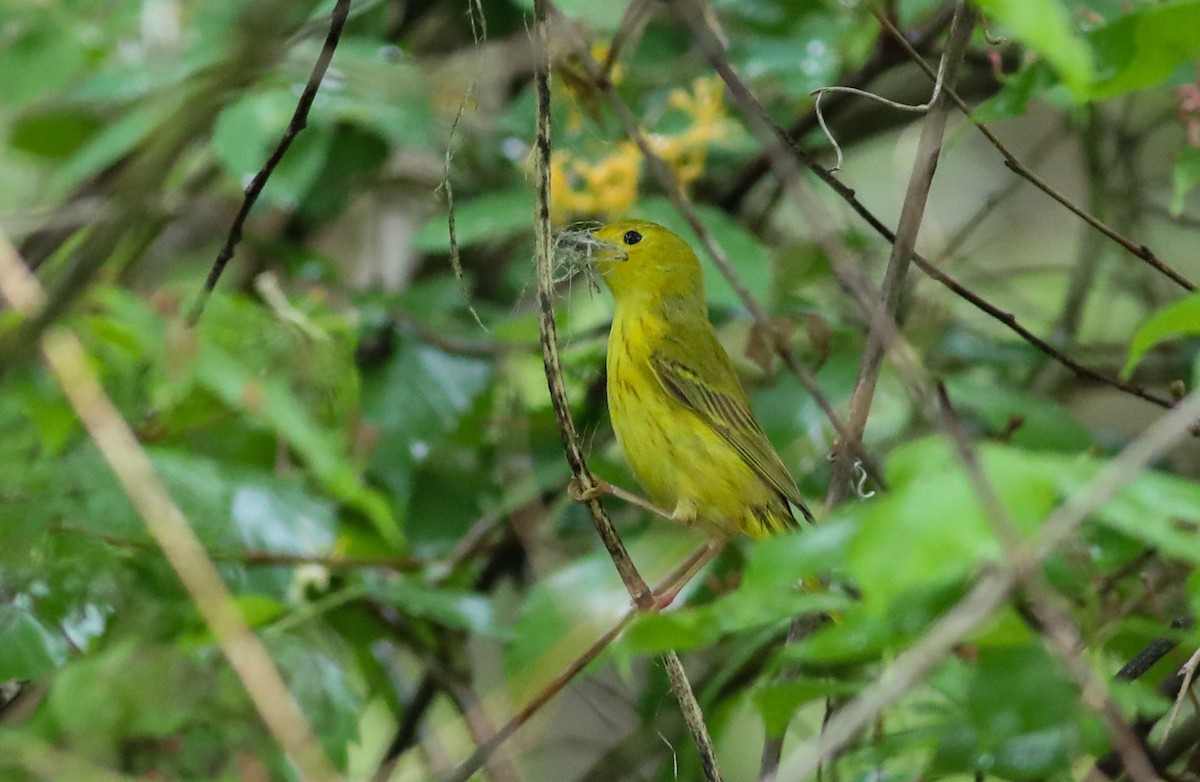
[650,353,814,522]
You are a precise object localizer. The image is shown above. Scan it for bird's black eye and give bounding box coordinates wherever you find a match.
[623,230,642,246]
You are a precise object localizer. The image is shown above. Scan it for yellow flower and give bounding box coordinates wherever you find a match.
[549,77,733,223]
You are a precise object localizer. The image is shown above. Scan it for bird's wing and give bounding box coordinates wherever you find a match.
[649,351,813,522]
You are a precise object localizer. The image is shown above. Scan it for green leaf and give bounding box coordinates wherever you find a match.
[0,606,64,679]
[754,679,861,738]
[0,14,89,109]
[194,342,402,547]
[972,62,1063,123]
[362,576,501,636]
[933,645,1081,777]
[622,525,854,653]
[1080,467,1200,561]
[510,0,631,31]
[1173,145,1200,215]
[1087,0,1200,100]
[47,642,202,755]
[361,342,491,528]
[411,189,534,252]
[848,439,1060,610]
[973,0,1093,95]
[1123,289,1200,377]
[271,636,361,769]
[10,108,104,161]
[941,375,1092,451]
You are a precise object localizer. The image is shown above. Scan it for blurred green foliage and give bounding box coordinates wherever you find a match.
[2,0,1200,780]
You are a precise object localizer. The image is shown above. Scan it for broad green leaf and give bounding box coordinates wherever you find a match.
[1077,467,1200,561]
[974,0,1093,95]
[933,645,1081,777]
[361,342,491,528]
[362,576,501,636]
[1172,145,1200,215]
[941,375,1092,451]
[1087,0,1200,100]
[10,108,104,161]
[849,440,1060,610]
[1122,290,1200,377]
[411,188,534,252]
[0,607,64,679]
[623,524,854,653]
[195,342,401,547]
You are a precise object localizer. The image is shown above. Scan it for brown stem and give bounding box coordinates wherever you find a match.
[876,11,1196,293]
[189,0,352,324]
[827,1,976,506]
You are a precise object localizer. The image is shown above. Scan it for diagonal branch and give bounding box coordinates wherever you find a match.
[526,3,723,780]
[675,1,1175,414]
[875,12,1195,293]
[189,0,352,324]
[826,0,975,505]
[776,388,1200,779]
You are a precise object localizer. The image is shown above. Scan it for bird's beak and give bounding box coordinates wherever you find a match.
[551,225,626,279]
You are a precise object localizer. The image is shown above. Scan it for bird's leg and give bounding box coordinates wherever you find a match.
[567,474,676,522]
[650,540,725,610]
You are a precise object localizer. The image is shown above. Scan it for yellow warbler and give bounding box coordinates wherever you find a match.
[591,219,813,539]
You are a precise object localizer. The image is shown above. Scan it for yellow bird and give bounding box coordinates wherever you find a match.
[591,219,813,540]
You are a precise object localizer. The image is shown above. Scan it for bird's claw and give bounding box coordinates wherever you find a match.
[568,475,606,502]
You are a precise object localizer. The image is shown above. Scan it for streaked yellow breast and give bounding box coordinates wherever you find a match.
[605,307,789,539]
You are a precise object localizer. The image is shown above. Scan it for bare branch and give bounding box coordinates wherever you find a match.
[875,11,1196,293]
[504,4,727,781]
[826,1,975,506]
[189,0,352,324]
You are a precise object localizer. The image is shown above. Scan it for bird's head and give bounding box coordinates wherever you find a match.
[591,220,705,305]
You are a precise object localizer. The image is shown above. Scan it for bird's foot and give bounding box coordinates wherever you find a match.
[568,474,608,502]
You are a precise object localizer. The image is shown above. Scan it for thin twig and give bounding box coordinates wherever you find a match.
[529,0,652,608]
[687,6,1177,414]
[775,387,1200,779]
[531,4,723,781]
[663,651,722,781]
[718,3,958,208]
[601,0,654,80]
[442,549,709,782]
[826,1,974,506]
[441,0,489,332]
[0,232,340,782]
[875,11,1196,293]
[432,669,524,782]
[188,0,352,324]
[936,386,1158,782]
